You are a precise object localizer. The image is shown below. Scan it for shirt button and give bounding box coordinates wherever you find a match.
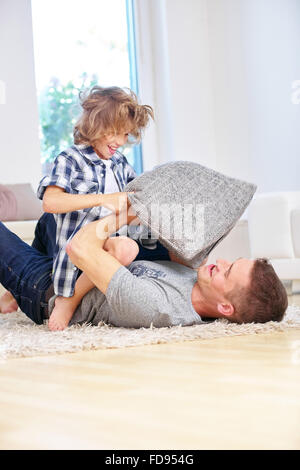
[73,267,77,271]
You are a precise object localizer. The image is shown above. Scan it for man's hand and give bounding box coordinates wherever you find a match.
[66,208,139,294]
[100,192,132,215]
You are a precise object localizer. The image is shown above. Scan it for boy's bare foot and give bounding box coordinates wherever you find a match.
[0,291,18,313]
[48,296,75,331]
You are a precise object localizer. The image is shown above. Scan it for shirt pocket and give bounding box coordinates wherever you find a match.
[70,172,99,194]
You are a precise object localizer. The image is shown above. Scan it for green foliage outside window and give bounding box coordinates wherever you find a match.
[38,73,98,163]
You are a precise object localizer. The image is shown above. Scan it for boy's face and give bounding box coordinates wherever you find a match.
[93,132,129,160]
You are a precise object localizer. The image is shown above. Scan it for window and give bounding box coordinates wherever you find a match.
[31,0,142,174]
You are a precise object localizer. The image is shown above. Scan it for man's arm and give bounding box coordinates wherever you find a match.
[66,209,138,294]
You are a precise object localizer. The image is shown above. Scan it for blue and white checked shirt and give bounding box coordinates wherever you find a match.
[37,144,137,297]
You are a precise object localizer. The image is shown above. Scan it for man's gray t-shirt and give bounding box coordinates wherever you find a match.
[66,260,204,328]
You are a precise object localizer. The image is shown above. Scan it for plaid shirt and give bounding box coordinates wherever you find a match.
[37,144,136,297]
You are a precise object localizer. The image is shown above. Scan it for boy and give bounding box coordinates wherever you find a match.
[38,85,153,330]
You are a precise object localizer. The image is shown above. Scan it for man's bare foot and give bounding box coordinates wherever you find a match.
[48,296,75,331]
[0,291,18,313]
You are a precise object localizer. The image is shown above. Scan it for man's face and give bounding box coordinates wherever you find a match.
[197,258,255,305]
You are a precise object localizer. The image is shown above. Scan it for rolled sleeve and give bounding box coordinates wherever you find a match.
[37,174,74,200]
[37,153,74,200]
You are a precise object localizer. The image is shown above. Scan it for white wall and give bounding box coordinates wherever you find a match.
[206,0,253,183]
[164,0,217,169]
[207,0,300,192]
[245,0,300,192]
[136,0,217,170]
[134,0,175,171]
[136,0,300,192]
[0,0,41,190]
[0,0,299,194]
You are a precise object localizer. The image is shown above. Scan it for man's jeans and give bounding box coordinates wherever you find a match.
[0,221,53,324]
[0,213,170,324]
[32,213,171,262]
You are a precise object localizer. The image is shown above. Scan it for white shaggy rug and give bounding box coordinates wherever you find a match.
[0,305,300,360]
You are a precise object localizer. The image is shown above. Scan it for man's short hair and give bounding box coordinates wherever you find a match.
[228,258,288,324]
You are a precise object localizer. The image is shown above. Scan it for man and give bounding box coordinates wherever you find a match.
[0,204,288,327]
[63,207,288,327]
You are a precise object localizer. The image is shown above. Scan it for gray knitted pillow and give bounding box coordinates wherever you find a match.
[125,161,257,267]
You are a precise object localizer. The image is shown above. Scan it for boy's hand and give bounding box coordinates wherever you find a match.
[100,192,133,214]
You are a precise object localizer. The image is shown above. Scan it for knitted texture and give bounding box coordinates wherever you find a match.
[125,161,257,267]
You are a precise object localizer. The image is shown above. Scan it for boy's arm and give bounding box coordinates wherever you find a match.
[66,210,138,294]
[43,186,129,214]
[39,153,129,214]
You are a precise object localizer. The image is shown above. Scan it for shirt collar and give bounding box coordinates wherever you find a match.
[76,144,122,167]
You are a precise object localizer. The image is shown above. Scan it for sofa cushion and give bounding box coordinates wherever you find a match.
[248,192,299,259]
[291,209,300,257]
[0,184,18,221]
[125,161,256,267]
[3,220,37,244]
[0,183,43,221]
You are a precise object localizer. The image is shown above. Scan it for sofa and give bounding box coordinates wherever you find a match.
[0,220,37,297]
[248,192,300,293]
[4,219,36,245]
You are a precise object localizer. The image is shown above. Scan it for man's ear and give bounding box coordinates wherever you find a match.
[217,302,234,317]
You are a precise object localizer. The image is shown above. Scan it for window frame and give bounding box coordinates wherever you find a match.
[126,0,143,174]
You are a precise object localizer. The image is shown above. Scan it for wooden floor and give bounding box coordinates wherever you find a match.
[0,296,299,450]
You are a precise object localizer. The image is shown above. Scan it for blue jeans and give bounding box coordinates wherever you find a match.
[31,213,171,262]
[0,214,170,324]
[32,213,171,262]
[31,212,57,257]
[0,221,53,324]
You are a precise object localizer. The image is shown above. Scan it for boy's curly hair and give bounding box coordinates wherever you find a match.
[73,86,154,146]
